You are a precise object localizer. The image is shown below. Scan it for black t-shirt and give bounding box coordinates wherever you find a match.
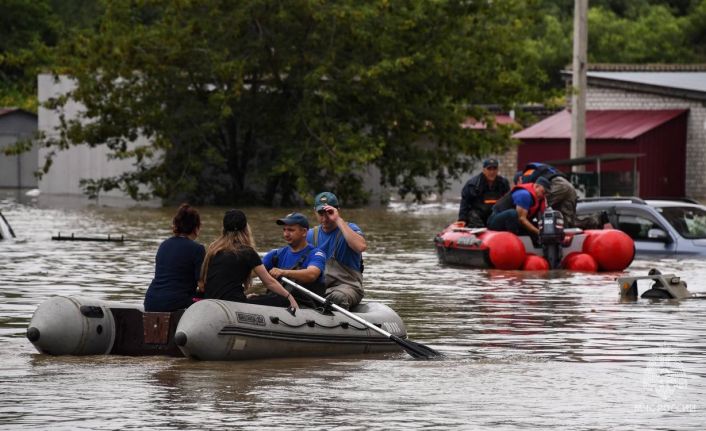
[203,247,262,302]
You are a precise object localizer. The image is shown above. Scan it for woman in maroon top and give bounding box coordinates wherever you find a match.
[199,209,298,309]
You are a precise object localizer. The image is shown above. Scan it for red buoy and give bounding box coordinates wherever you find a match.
[522,254,549,271]
[582,229,635,271]
[482,231,526,270]
[562,252,598,272]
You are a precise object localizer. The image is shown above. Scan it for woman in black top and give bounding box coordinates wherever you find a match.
[144,204,205,312]
[199,209,299,309]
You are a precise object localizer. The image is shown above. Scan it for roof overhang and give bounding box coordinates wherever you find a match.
[513,109,687,140]
[561,69,706,102]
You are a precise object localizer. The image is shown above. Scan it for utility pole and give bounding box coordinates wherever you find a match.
[570,0,588,173]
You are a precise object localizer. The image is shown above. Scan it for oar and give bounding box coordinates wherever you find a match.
[281,277,443,360]
[0,211,15,238]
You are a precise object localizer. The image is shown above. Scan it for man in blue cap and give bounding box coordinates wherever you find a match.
[458,158,511,228]
[307,191,366,310]
[261,212,327,305]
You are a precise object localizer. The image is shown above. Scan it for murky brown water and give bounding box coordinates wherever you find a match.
[1,190,705,430]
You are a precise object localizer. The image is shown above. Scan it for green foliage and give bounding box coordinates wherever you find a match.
[6,0,706,204]
[588,4,696,63]
[43,0,547,205]
[0,0,60,110]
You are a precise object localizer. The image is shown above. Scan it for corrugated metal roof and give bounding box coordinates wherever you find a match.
[513,109,687,140]
[587,71,706,93]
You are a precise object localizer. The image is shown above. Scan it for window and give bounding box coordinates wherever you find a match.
[658,206,706,239]
[616,213,663,241]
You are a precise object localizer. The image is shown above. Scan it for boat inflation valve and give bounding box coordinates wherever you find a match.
[617,269,691,300]
[26,327,40,342]
[174,331,187,346]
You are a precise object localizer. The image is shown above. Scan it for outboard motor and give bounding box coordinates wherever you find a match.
[538,207,565,269]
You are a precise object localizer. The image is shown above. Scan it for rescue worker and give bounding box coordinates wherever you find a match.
[518,162,609,229]
[457,158,511,227]
[308,192,366,310]
[487,176,551,237]
[261,212,326,307]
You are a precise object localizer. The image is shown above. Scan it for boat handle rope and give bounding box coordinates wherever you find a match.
[269,315,367,330]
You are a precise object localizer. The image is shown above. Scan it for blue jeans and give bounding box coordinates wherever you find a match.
[487,209,522,235]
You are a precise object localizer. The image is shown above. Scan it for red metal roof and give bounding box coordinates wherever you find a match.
[513,109,687,140]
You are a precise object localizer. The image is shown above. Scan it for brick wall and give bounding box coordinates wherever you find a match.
[585,86,706,200]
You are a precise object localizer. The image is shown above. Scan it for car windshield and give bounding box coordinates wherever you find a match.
[657,206,706,239]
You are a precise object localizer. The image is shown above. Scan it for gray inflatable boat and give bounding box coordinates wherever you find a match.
[26,296,406,360]
[174,299,405,360]
[26,296,183,356]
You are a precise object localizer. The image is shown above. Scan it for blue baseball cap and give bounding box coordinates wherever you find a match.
[314,192,339,211]
[276,212,309,229]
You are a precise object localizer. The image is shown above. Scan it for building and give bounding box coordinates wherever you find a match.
[513,64,706,200]
[38,74,153,200]
[0,108,38,188]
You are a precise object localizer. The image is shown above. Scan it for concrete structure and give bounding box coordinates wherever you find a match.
[38,74,153,200]
[0,109,38,188]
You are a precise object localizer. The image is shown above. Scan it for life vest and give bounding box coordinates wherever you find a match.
[520,162,565,184]
[492,183,546,219]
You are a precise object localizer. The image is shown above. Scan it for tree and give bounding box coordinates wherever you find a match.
[0,0,59,111]
[588,4,696,63]
[42,0,549,205]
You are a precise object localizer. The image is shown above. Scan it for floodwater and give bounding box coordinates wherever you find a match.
[1,189,705,430]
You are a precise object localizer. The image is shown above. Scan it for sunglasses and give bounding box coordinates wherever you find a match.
[317,208,335,215]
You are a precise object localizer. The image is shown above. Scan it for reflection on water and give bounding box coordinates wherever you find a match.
[1,191,705,429]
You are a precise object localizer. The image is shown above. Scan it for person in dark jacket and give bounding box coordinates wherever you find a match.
[458,158,511,227]
[144,204,205,312]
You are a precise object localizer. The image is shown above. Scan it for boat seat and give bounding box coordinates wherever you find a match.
[143,312,172,344]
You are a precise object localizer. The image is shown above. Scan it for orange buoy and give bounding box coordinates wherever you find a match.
[482,231,526,270]
[562,252,598,272]
[522,254,549,271]
[582,229,635,271]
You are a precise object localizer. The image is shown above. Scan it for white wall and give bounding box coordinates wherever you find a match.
[37,74,154,199]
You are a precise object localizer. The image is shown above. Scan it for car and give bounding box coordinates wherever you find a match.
[576,197,706,256]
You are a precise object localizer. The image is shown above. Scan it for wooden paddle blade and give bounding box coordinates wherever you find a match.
[390,334,443,360]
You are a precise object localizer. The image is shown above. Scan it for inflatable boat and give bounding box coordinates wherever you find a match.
[175,298,405,360]
[434,210,634,271]
[26,296,406,360]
